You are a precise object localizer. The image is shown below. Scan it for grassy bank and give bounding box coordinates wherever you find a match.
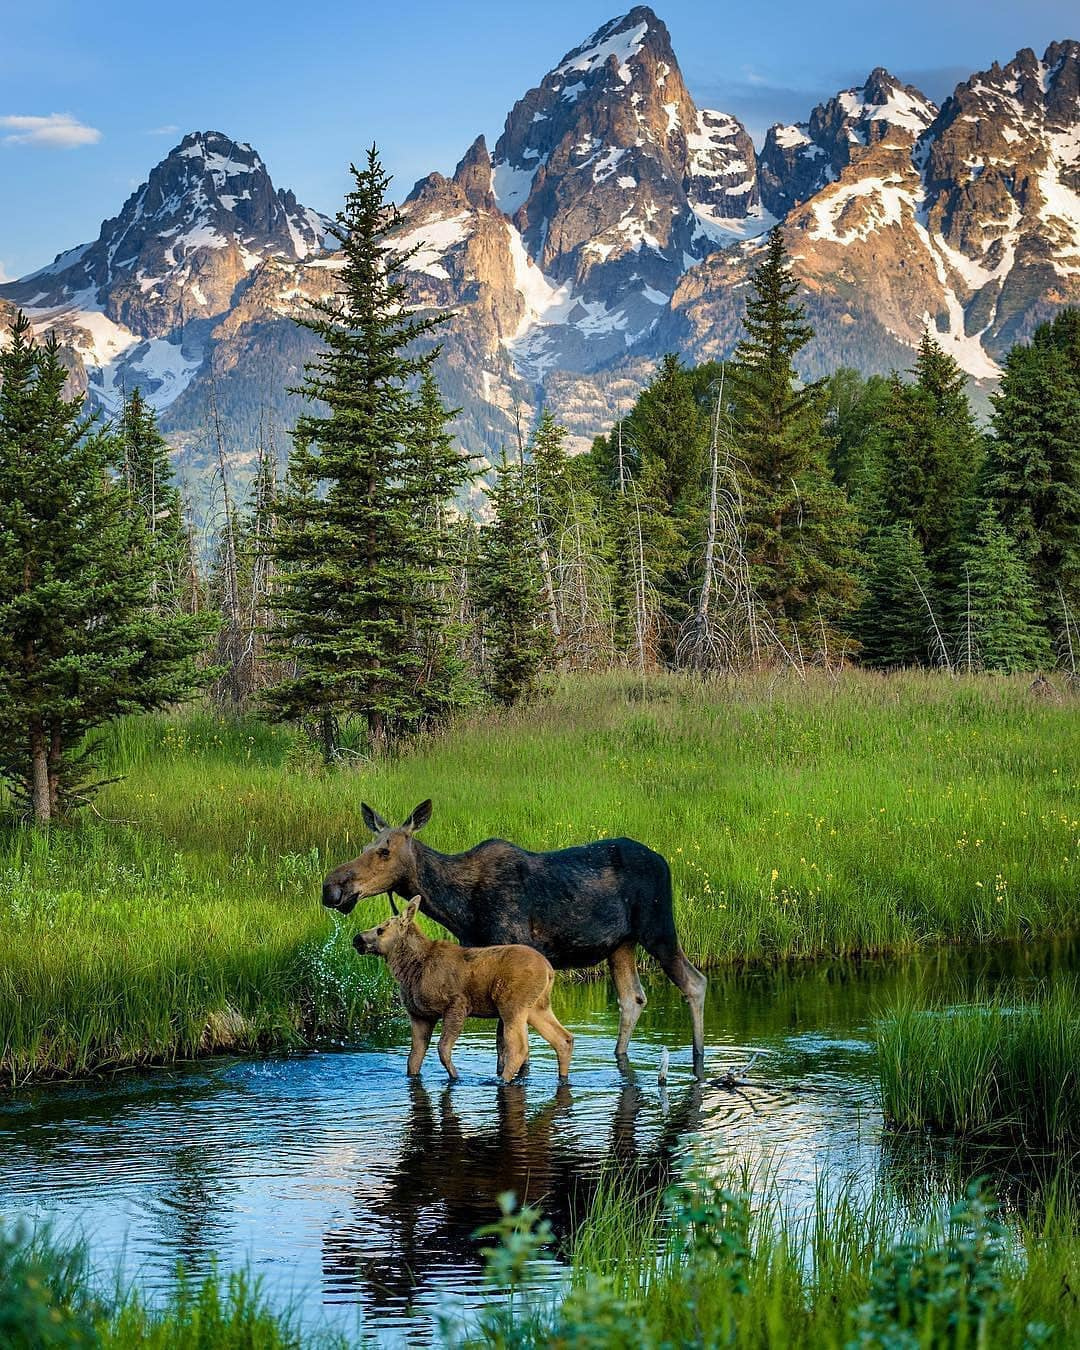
[463,1168,1080,1349]
[877,981,1080,1150]
[0,1222,344,1349]
[2,670,1079,1082]
[10,1169,1080,1349]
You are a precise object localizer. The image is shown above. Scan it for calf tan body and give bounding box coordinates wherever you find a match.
[355,898,574,1083]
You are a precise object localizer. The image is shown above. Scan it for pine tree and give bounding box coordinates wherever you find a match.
[475,452,551,705]
[404,368,477,724]
[0,314,209,823]
[730,226,861,654]
[957,507,1051,673]
[855,523,939,670]
[983,311,1080,626]
[115,386,192,612]
[265,147,452,759]
[906,334,982,587]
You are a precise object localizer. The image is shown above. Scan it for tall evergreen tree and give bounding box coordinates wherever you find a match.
[475,452,551,705]
[730,226,861,653]
[855,523,938,670]
[0,314,208,823]
[266,147,453,758]
[115,386,194,612]
[405,368,477,724]
[983,310,1080,630]
[957,507,1051,673]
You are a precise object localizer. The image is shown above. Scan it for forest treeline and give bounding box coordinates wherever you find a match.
[2,147,1079,819]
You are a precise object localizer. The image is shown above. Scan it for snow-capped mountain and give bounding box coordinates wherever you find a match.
[2,11,1079,477]
[1,131,332,434]
[677,41,1080,383]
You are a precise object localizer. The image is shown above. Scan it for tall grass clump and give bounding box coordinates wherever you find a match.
[877,980,1080,1149]
[462,1165,1080,1348]
[2,669,1079,1081]
[0,1223,344,1349]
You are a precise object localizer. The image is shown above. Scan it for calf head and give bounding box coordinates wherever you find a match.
[322,800,432,913]
[354,897,422,957]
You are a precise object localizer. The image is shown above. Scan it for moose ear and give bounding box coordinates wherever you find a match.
[362,803,390,833]
[404,896,422,924]
[401,799,432,833]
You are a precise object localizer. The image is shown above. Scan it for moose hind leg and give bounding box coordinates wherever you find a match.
[495,1018,505,1078]
[438,1000,467,1081]
[648,939,707,1080]
[528,1006,574,1081]
[609,942,647,1060]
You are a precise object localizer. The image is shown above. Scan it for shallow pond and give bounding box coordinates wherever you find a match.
[2,936,1077,1344]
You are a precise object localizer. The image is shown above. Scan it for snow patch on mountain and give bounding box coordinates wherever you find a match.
[395,212,472,280]
[555,14,650,85]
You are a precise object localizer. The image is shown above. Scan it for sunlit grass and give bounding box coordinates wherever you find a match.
[2,669,1079,1081]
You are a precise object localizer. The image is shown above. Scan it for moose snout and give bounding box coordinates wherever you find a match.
[322,879,343,908]
[353,930,376,955]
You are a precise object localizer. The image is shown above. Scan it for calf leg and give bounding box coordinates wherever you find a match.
[609,941,647,1060]
[499,1016,531,1083]
[437,999,467,1081]
[642,936,708,1080]
[527,1006,574,1081]
[407,1017,435,1076]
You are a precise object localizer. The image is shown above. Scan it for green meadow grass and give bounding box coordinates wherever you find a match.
[877,980,1080,1149]
[2,669,1079,1081]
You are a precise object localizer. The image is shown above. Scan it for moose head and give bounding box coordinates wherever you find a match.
[321,800,432,914]
[352,896,422,956]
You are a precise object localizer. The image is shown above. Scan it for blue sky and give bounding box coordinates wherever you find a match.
[1,0,1076,279]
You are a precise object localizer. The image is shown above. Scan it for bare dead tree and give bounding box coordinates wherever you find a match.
[912,571,954,673]
[677,377,776,674]
[207,374,246,706]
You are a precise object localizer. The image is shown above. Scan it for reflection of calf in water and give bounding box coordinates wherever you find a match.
[322,1073,703,1310]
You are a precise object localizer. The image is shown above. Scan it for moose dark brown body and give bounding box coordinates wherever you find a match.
[323,800,707,1077]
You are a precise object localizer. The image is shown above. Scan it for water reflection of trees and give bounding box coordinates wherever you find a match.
[322,1072,703,1310]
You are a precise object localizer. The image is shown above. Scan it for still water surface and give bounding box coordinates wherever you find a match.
[2,938,1076,1344]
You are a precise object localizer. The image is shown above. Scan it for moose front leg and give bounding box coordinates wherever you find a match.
[407,1017,435,1076]
[438,999,468,1081]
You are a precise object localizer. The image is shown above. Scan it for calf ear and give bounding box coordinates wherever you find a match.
[402,799,432,833]
[362,803,390,833]
[404,896,422,924]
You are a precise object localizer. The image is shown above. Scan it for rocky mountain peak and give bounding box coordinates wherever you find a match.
[759,68,937,217]
[0,129,331,416]
[453,136,496,211]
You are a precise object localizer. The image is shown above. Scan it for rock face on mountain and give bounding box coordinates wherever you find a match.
[758,68,937,217]
[675,40,1080,383]
[1,132,332,478]
[2,11,1078,484]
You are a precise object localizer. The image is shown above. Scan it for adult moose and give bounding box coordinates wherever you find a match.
[322,800,707,1077]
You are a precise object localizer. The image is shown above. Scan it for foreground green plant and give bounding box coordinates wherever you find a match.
[0,1223,339,1349]
[2,670,1079,1081]
[876,981,1080,1149]
[459,1169,1077,1349]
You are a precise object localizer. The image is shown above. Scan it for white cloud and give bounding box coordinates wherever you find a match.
[146,123,180,136]
[0,261,11,283]
[1,113,101,149]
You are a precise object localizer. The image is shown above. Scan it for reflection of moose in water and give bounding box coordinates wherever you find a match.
[321,1075,703,1311]
[322,799,708,1077]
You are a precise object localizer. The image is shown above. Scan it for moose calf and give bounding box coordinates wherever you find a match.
[353,897,574,1083]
